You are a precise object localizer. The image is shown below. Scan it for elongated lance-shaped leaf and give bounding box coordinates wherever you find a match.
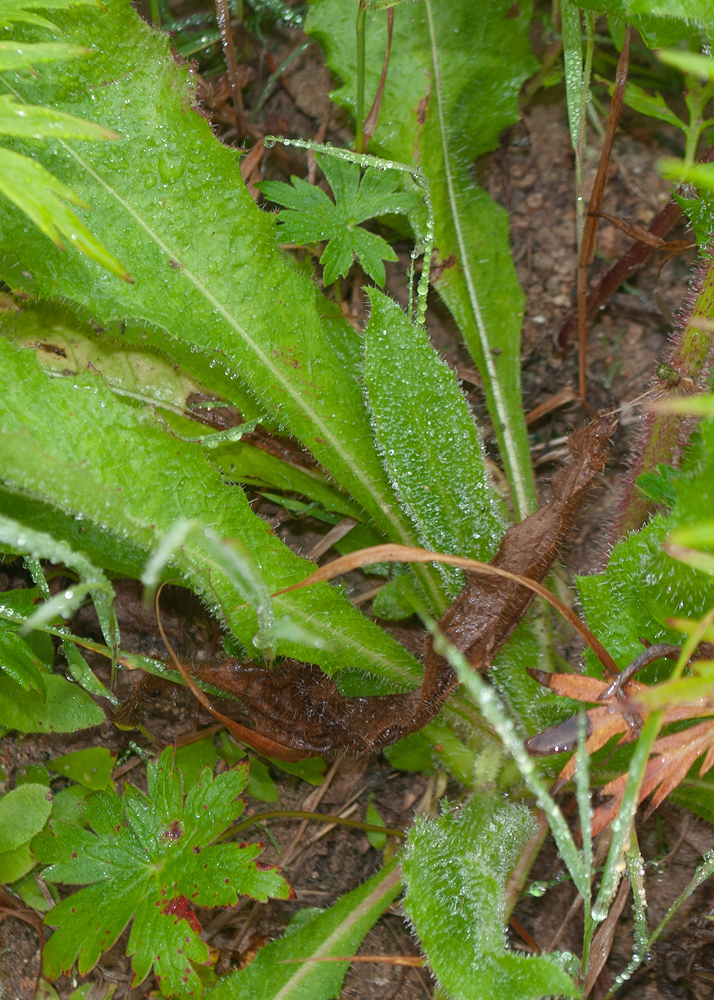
[561,0,583,152]
[307,0,537,517]
[0,0,445,611]
[363,288,506,596]
[0,332,433,705]
[0,41,91,72]
[402,793,579,999]
[206,861,401,1000]
[576,0,712,46]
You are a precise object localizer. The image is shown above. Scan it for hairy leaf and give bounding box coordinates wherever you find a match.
[0,0,445,610]
[574,0,709,46]
[207,861,401,1000]
[364,289,505,595]
[36,748,291,997]
[258,153,415,285]
[402,794,578,999]
[0,94,120,141]
[0,331,441,729]
[307,0,538,516]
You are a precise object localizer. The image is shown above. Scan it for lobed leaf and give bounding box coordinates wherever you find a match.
[37,748,291,997]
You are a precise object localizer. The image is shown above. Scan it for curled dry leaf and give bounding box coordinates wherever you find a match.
[525,650,714,836]
[123,414,616,761]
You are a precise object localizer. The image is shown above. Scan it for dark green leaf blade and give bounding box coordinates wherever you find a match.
[363,289,506,594]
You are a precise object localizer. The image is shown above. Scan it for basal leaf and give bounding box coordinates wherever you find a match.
[0,782,52,853]
[48,747,115,790]
[307,0,538,517]
[37,749,291,998]
[0,0,444,610]
[402,793,579,999]
[0,671,105,732]
[206,861,401,1000]
[363,288,506,596]
[0,331,444,726]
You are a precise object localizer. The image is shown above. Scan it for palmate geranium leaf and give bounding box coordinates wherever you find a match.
[35,748,292,998]
[257,152,416,285]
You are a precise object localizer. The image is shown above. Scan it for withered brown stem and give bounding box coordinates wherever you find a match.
[577,26,632,401]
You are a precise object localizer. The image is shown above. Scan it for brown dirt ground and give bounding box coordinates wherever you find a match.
[2,6,714,1000]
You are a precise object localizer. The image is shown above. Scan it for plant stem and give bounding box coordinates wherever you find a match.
[228,809,404,840]
[355,0,367,153]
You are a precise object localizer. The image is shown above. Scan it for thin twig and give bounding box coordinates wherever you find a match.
[577,26,632,401]
[215,0,244,137]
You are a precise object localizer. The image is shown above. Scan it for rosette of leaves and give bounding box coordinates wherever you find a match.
[34,748,292,997]
[257,152,416,285]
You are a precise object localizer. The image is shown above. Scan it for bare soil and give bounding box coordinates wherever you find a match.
[2,7,714,1000]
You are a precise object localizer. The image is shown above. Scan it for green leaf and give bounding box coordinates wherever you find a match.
[0,331,440,720]
[619,80,686,129]
[0,41,91,72]
[258,153,415,286]
[0,671,105,732]
[174,736,217,791]
[244,756,280,802]
[0,0,100,30]
[402,794,579,999]
[307,0,537,517]
[574,0,709,46]
[658,49,714,80]
[0,0,443,595]
[268,756,326,786]
[371,575,417,620]
[0,782,52,853]
[48,748,115,790]
[660,157,714,192]
[50,783,91,826]
[365,798,386,849]
[0,840,35,882]
[383,730,434,773]
[0,94,121,141]
[561,0,583,151]
[0,147,130,280]
[0,627,46,694]
[0,514,118,655]
[363,288,506,595]
[36,749,291,997]
[206,861,401,1000]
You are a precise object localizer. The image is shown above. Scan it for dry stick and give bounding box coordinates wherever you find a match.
[270,543,619,677]
[232,809,403,841]
[577,26,632,402]
[215,0,245,137]
[362,5,394,149]
[280,755,343,867]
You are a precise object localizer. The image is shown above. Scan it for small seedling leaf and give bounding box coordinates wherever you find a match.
[258,154,415,285]
[0,782,52,854]
[48,748,115,791]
